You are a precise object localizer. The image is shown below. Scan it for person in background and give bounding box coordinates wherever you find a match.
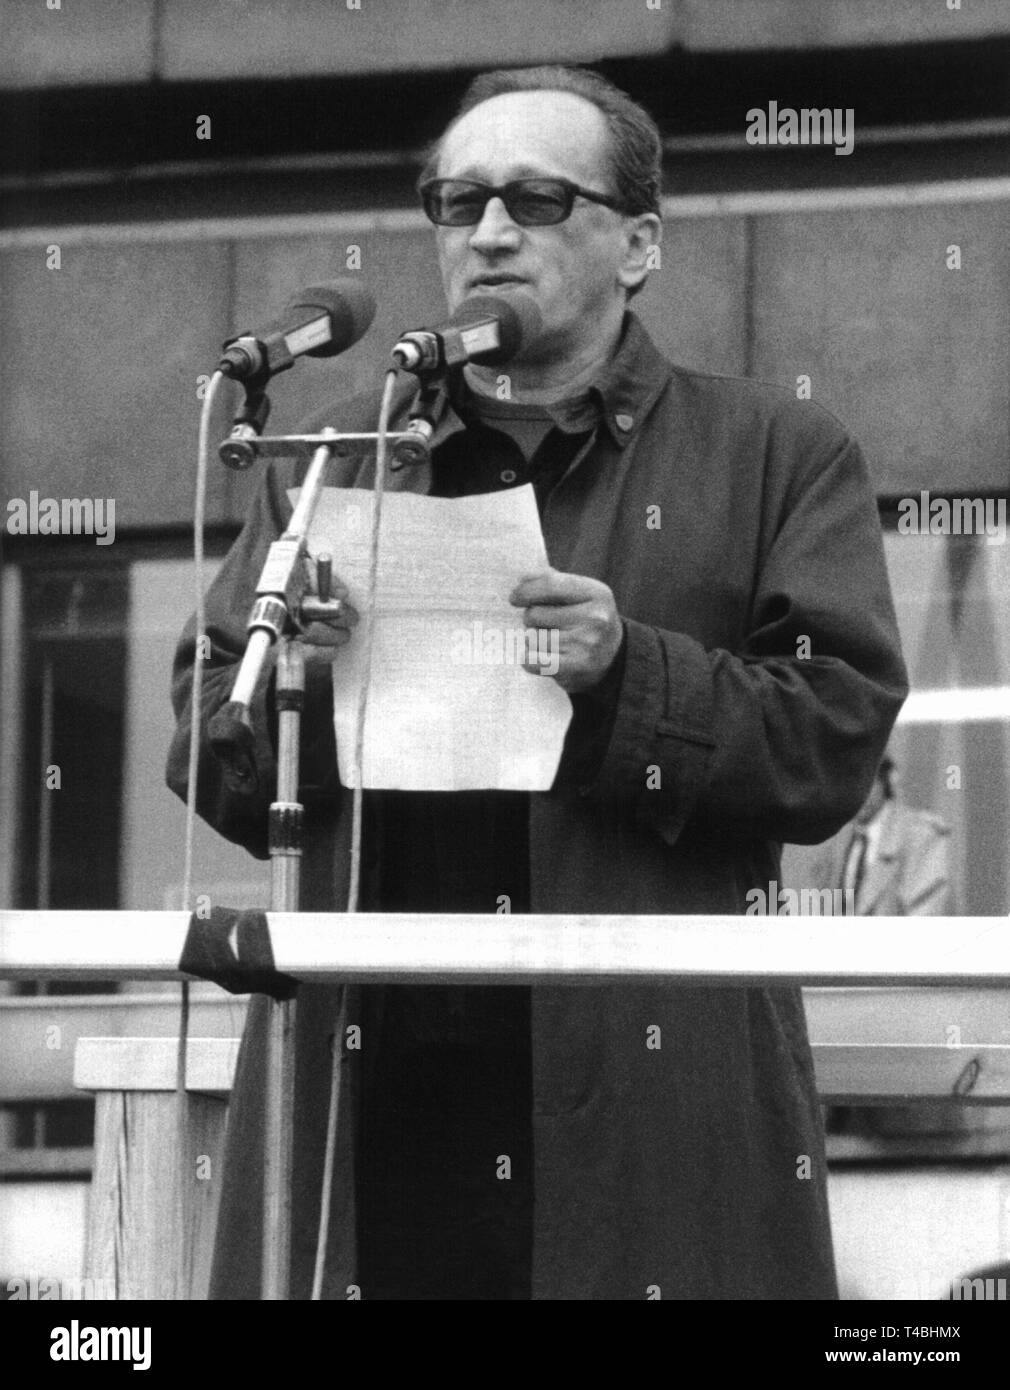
[785,751,964,1143]
[788,753,956,919]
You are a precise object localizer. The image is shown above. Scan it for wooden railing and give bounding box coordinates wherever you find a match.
[3,909,1009,1298]
[4,908,1009,985]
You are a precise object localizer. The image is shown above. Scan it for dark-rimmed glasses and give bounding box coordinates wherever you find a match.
[418,178,629,227]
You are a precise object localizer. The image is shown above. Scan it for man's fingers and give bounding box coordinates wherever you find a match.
[509,568,596,607]
[300,603,359,650]
[520,604,585,631]
[301,626,350,650]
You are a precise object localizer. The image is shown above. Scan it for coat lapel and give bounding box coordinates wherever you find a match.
[856,800,900,914]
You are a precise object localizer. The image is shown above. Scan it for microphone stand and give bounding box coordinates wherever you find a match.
[207,413,414,1300]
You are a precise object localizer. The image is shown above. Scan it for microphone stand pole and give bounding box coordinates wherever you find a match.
[262,637,302,1302]
[211,427,342,1302]
[208,418,417,1300]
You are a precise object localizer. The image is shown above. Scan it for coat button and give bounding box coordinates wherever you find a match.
[500,468,517,484]
[615,413,634,433]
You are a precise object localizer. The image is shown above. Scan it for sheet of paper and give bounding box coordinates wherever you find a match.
[289,484,573,790]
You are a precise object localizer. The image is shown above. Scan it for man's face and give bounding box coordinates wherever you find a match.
[433,90,640,368]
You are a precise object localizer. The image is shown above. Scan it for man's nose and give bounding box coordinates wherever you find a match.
[468,196,523,253]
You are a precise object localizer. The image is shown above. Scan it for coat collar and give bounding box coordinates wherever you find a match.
[404,311,672,456]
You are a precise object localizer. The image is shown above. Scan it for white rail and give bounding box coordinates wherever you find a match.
[2,910,1008,986]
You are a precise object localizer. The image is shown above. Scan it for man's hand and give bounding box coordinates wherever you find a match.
[509,567,623,693]
[298,575,359,667]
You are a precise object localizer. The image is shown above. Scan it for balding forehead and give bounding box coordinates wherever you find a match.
[438,90,612,186]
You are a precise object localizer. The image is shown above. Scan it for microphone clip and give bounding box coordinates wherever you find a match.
[391,379,441,470]
[219,379,273,471]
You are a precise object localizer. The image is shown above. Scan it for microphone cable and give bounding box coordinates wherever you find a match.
[346,366,398,916]
[312,365,399,1300]
[174,366,225,1298]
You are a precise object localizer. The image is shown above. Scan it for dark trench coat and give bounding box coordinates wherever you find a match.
[167,316,908,1299]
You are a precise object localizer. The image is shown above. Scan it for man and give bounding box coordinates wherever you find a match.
[784,754,963,1148]
[784,753,956,919]
[168,66,908,1300]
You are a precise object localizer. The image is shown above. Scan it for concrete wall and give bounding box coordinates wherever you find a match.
[0,0,677,89]
[5,0,1009,91]
[2,188,1006,529]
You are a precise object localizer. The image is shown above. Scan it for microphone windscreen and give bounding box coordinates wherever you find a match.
[451,292,542,365]
[286,279,377,358]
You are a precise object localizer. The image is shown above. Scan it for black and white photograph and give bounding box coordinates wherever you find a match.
[1,0,1008,1355]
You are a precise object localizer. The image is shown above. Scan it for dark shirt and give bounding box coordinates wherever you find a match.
[360,367,626,948]
[356,368,627,1298]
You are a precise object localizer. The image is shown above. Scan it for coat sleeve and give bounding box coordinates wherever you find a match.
[578,433,909,846]
[165,463,340,859]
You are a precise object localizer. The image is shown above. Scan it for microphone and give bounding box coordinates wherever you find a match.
[392,293,541,375]
[218,279,376,381]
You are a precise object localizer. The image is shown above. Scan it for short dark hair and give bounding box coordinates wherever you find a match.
[423,64,663,219]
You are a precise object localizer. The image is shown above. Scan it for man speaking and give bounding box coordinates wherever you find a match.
[168,65,908,1300]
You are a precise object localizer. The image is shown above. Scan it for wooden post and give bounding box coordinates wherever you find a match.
[75,1037,236,1300]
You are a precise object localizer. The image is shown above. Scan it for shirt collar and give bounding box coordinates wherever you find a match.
[412,311,672,454]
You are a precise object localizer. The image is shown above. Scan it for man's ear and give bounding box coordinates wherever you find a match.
[618,213,662,294]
